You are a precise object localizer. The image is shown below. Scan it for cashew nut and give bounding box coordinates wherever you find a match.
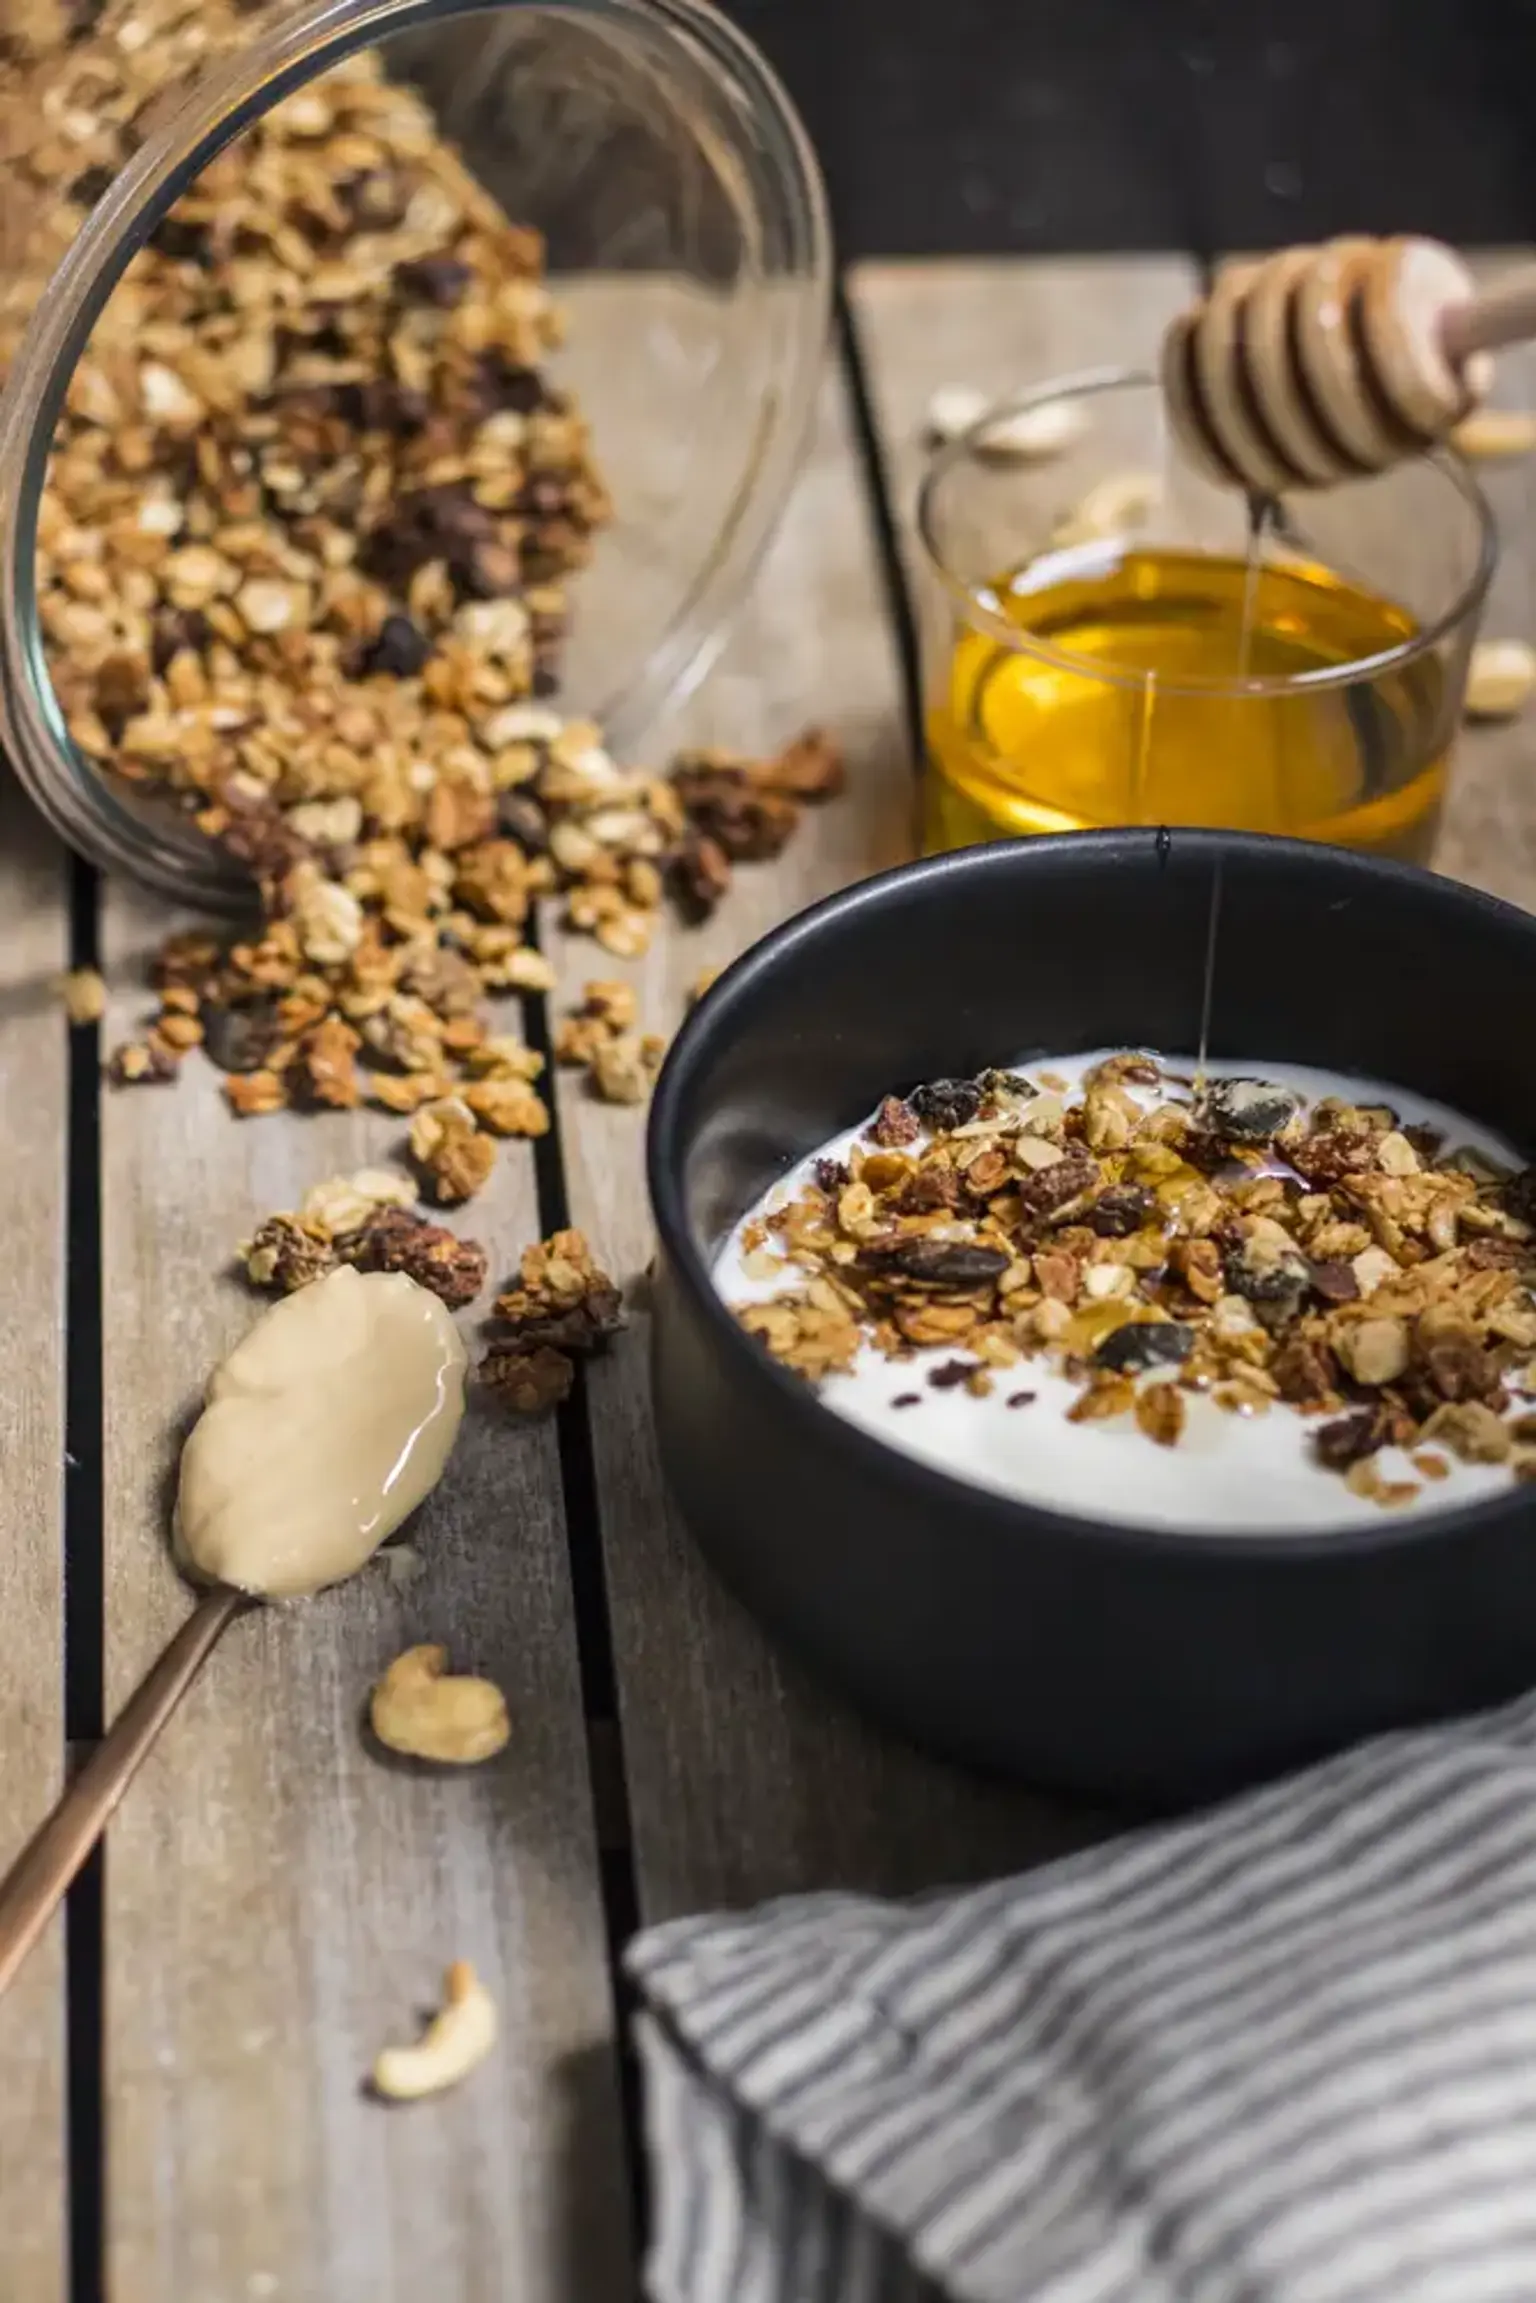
[1466,639,1536,722]
[372,1961,497,2100]
[369,1644,509,1764]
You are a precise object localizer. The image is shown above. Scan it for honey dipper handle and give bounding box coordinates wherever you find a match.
[0,1586,246,1998]
[1441,267,1536,364]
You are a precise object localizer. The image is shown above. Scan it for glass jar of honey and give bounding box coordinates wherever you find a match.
[917,370,1495,863]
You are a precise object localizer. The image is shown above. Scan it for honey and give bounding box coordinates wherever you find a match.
[923,541,1450,862]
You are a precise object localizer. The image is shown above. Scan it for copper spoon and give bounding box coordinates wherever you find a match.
[0,1587,249,1994]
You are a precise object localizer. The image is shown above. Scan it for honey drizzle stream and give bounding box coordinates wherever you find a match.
[1190,494,1263,1081]
[1131,668,1157,823]
[1195,856,1224,1090]
[1237,493,1272,680]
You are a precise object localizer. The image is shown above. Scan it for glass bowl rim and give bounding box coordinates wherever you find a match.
[915,364,1498,702]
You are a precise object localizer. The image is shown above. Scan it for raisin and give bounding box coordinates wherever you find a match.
[1089,1184,1157,1238]
[1314,1406,1387,1471]
[1308,1259,1360,1303]
[1016,1147,1097,1223]
[496,793,549,854]
[394,254,472,307]
[908,1077,983,1130]
[669,833,732,922]
[200,994,284,1075]
[150,608,211,673]
[862,1238,1009,1289]
[350,378,432,435]
[471,352,546,416]
[70,163,116,208]
[361,614,431,678]
[1094,1321,1192,1375]
[673,764,798,863]
[363,485,496,586]
[927,1358,978,1390]
[149,215,212,264]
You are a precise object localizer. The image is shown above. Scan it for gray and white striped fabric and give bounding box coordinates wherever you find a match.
[630,1692,1536,2303]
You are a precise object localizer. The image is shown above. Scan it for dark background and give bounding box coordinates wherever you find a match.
[725,0,1536,260]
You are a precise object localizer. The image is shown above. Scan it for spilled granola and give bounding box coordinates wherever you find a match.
[479,1227,624,1414]
[728,1052,1536,1512]
[242,1166,488,1309]
[35,46,841,1144]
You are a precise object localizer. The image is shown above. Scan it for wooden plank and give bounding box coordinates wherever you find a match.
[547,263,1198,1920]
[1435,251,1536,910]
[850,249,1203,580]
[99,888,630,2300]
[0,778,68,2303]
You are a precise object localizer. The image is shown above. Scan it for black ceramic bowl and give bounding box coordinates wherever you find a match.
[647,829,1536,1806]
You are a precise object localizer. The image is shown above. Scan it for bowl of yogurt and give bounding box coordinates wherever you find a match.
[646,829,1536,1802]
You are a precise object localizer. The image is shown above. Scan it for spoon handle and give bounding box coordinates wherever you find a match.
[0,1586,246,1997]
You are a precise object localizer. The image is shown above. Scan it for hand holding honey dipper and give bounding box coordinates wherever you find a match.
[1161,236,1536,494]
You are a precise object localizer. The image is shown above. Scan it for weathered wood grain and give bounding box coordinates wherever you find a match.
[547,264,1201,1922]
[0,779,68,2303]
[98,884,629,2302]
[1435,253,1536,910]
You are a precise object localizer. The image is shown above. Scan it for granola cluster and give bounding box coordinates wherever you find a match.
[243,1166,488,1310]
[32,41,843,1160]
[480,1228,625,1415]
[735,1055,1536,1508]
[555,980,666,1107]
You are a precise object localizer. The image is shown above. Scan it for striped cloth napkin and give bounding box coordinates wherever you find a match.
[629,1692,1536,2303]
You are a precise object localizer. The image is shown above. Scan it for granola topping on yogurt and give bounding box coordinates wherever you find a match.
[717,1050,1536,1529]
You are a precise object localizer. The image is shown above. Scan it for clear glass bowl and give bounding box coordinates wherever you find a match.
[0,0,829,907]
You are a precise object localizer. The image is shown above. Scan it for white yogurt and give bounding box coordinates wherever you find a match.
[715,1054,1528,1534]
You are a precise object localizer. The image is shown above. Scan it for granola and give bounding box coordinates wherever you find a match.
[724,1052,1536,1513]
[554,980,666,1105]
[478,1226,624,1413]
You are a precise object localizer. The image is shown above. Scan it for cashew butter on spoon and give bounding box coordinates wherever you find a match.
[176,1264,467,1598]
[0,1267,467,1994]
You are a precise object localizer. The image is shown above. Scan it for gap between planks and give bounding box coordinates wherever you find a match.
[0,776,70,2303]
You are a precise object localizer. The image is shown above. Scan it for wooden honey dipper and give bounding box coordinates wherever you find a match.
[1161,236,1536,494]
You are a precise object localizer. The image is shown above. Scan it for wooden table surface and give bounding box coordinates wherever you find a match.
[5,250,1536,2303]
